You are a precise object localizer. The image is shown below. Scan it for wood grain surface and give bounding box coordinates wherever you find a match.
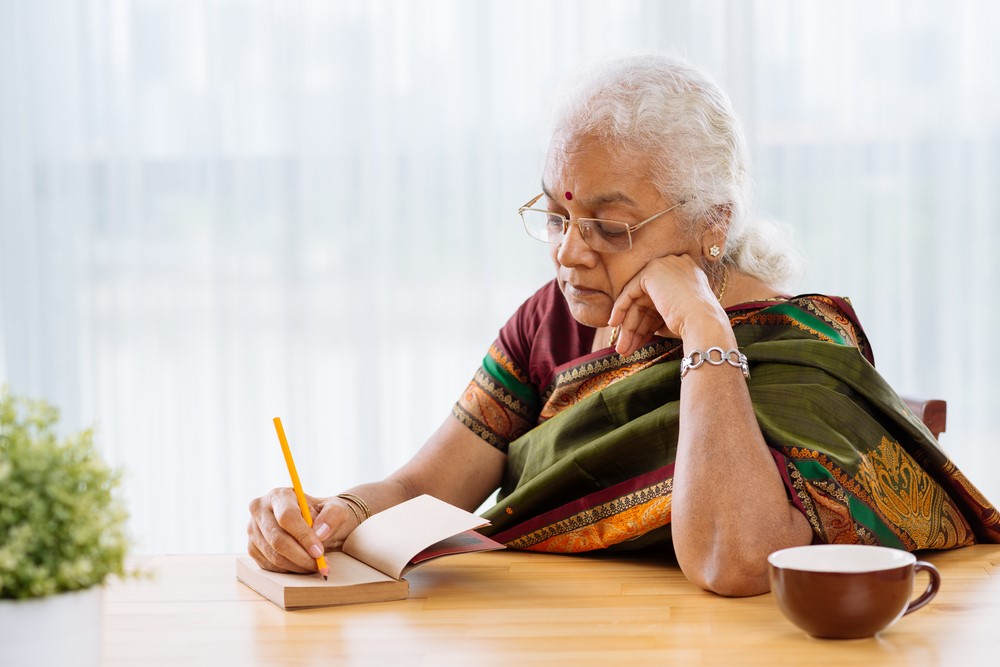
[103,546,1000,666]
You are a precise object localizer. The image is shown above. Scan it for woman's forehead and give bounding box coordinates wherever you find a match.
[541,184,639,209]
[542,136,658,208]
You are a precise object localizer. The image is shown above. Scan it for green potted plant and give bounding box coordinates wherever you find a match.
[0,387,132,666]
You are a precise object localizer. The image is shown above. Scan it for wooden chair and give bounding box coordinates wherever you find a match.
[902,396,947,441]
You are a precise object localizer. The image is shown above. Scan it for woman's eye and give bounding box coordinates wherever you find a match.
[594,222,627,238]
[545,214,564,230]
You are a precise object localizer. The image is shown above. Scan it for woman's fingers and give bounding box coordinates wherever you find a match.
[247,489,322,572]
[608,276,650,329]
[246,511,312,573]
[634,305,663,338]
[630,308,664,350]
[246,488,366,575]
[609,254,719,354]
[617,315,657,355]
[610,269,668,355]
[311,499,362,549]
[615,300,649,353]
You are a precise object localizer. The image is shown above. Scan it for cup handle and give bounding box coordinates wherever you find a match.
[902,561,941,616]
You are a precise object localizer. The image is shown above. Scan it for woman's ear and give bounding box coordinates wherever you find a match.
[699,204,732,261]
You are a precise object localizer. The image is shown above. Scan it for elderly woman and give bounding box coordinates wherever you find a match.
[248,54,999,596]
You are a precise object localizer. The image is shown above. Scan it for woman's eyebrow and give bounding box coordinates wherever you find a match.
[540,184,639,209]
[540,185,564,209]
[585,192,639,208]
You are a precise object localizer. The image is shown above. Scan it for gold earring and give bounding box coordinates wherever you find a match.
[709,245,721,258]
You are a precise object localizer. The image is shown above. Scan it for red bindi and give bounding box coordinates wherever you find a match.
[565,191,573,201]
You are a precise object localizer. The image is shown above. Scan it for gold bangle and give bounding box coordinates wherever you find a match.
[336,494,365,523]
[338,497,362,526]
[337,493,372,521]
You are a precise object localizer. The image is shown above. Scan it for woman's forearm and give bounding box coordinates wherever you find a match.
[346,414,506,516]
[671,318,812,596]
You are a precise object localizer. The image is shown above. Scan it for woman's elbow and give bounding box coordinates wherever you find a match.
[681,553,771,597]
[677,512,814,596]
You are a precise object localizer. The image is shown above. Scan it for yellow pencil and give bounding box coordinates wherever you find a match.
[272,417,329,580]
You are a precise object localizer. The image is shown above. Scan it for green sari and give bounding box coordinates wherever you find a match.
[472,299,1000,553]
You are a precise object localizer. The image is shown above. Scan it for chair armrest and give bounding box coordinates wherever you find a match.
[901,396,947,441]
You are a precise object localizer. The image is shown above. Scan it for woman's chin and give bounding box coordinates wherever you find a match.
[565,302,611,329]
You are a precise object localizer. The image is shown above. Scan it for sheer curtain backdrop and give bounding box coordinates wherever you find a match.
[1,0,997,553]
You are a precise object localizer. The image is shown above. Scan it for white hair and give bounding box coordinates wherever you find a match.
[550,54,802,286]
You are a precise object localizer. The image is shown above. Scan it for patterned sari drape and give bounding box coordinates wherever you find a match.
[480,318,1000,553]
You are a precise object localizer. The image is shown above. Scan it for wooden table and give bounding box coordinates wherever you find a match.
[103,546,1000,666]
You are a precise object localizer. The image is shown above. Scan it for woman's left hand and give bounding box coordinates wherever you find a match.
[606,254,726,356]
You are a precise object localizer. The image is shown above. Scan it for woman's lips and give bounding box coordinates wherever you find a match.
[564,283,606,299]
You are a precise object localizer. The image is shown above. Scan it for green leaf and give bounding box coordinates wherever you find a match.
[0,386,135,599]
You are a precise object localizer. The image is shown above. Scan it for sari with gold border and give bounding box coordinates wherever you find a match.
[454,280,1000,553]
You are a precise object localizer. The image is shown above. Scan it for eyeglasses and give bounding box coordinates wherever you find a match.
[517,193,689,253]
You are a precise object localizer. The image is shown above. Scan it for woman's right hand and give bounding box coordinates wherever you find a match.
[246,489,360,574]
[246,412,507,574]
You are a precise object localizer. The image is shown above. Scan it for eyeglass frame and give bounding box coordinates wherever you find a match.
[517,193,690,253]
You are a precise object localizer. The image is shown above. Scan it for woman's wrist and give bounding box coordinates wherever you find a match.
[677,309,734,348]
[336,492,372,527]
[335,496,363,528]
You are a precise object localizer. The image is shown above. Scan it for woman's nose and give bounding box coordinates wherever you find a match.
[555,222,596,267]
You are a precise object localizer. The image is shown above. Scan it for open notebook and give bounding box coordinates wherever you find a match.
[236,494,504,609]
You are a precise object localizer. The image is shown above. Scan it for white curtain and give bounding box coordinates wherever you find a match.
[1,0,997,553]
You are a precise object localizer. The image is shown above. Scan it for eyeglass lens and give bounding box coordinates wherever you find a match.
[521,210,632,252]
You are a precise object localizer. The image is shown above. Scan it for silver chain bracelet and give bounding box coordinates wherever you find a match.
[680,347,750,380]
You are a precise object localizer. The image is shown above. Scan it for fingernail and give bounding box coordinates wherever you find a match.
[309,544,323,558]
[314,522,331,540]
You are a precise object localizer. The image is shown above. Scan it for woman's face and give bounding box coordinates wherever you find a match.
[542,132,702,329]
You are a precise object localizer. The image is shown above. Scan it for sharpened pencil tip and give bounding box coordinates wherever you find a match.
[323,575,328,580]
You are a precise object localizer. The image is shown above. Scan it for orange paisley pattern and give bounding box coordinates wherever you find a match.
[505,481,673,553]
[855,437,975,549]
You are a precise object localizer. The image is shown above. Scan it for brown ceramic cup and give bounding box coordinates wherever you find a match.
[768,544,940,639]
